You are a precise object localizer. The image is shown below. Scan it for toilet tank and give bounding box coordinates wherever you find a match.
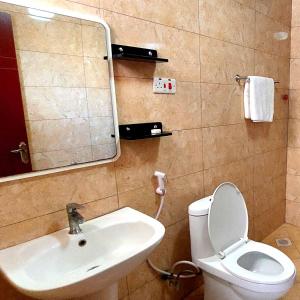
[188,196,215,262]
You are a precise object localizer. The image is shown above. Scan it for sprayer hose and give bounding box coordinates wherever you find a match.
[147,195,200,279]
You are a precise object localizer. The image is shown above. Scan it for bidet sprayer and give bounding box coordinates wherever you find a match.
[154,171,166,196]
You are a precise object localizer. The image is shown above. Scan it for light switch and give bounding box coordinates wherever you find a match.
[153,77,176,94]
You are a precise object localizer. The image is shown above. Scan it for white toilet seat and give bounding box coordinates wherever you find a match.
[197,243,296,295]
[221,240,295,285]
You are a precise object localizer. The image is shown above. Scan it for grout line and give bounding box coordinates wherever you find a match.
[116,146,288,196]
[102,8,200,35]
[116,170,206,197]
[16,48,101,59]
[198,2,205,196]
[114,161,121,208]
[0,194,118,229]
[79,21,94,161]
[67,0,100,9]
[102,9,290,59]
[101,1,291,36]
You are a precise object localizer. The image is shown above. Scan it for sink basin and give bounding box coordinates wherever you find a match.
[0,207,165,299]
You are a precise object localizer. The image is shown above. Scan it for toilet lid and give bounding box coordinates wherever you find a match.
[208,182,248,254]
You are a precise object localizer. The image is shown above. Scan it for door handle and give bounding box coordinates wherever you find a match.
[11,142,29,164]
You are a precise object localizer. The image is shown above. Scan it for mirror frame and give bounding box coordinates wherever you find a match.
[0,0,120,183]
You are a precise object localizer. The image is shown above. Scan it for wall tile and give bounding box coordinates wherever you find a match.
[31,146,93,170]
[2,0,100,15]
[253,148,287,187]
[199,0,255,47]
[86,88,112,117]
[89,116,115,145]
[254,175,286,217]
[92,144,117,160]
[23,87,88,121]
[82,23,106,58]
[201,83,244,126]
[278,56,290,89]
[131,219,197,299]
[101,0,199,33]
[235,0,255,9]
[84,57,110,88]
[202,123,251,169]
[287,148,300,175]
[289,119,300,147]
[291,59,300,89]
[254,201,285,240]
[0,165,117,227]
[286,200,300,226]
[291,27,300,59]
[274,89,289,119]
[290,58,300,89]
[17,51,85,87]
[292,0,300,26]
[0,195,118,249]
[200,36,254,84]
[13,12,83,55]
[287,174,300,202]
[119,172,204,228]
[204,158,253,195]
[116,78,201,131]
[126,262,156,295]
[116,129,203,192]
[248,119,288,154]
[27,118,91,153]
[254,51,279,80]
[69,0,100,7]
[244,189,255,221]
[289,89,300,119]
[256,0,292,26]
[102,10,200,82]
[255,12,290,57]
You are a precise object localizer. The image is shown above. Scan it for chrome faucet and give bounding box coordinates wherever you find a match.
[66,203,85,234]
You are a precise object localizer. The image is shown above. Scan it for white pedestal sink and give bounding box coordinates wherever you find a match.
[0,207,165,299]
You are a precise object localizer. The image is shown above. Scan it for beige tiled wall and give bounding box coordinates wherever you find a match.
[287,0,300,227]
[0,0,291,299]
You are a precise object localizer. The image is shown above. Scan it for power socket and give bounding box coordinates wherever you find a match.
[153,77,176,94]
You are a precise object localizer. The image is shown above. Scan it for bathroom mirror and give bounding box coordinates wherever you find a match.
[0,1,120,182]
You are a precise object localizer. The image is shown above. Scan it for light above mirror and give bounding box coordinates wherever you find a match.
[27,8,54,21]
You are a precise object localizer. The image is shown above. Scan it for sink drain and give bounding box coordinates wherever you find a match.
[78,239,87,247]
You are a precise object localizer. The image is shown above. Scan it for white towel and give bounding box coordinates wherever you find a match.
[243,79,251,119]
[243,76,274,122]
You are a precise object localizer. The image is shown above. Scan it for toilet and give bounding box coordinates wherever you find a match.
[188,182,296,300]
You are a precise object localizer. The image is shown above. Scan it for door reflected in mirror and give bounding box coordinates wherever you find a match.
[0,2,118,179]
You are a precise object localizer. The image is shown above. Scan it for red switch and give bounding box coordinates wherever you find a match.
[282,94,289,101]
[168,82,172,90]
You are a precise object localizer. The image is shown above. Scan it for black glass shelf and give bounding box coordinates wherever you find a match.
[120,132,172,140]
[104,44,168,63]
[116,122,172,140]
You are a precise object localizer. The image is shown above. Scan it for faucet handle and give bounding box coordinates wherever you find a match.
[66,203,85,213]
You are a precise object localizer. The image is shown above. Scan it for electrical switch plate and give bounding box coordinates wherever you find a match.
[153,77,176,94]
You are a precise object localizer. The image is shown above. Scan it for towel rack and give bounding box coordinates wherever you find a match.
[235,74,280,85]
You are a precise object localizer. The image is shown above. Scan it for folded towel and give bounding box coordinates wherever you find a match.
[243,76,274,122]
[243,79,251,119]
